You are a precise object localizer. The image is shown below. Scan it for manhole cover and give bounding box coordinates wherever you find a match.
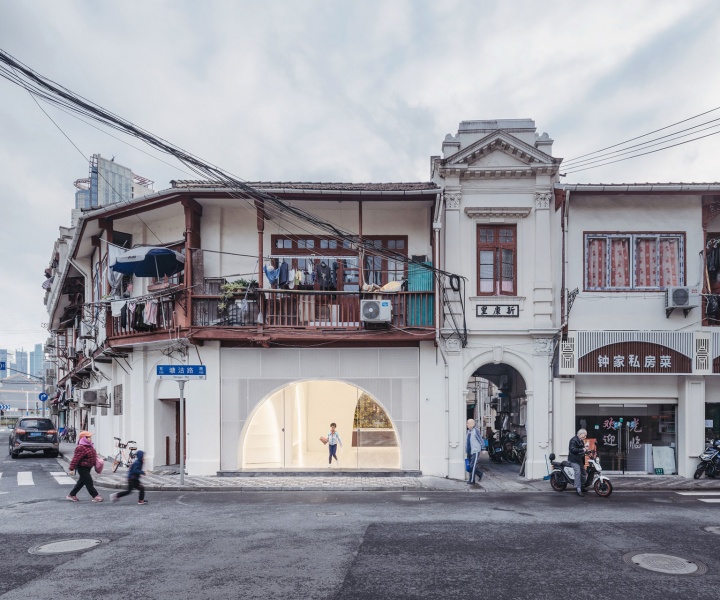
[29,538,106,555]
[623,552,706,575]
[703,525,720,535]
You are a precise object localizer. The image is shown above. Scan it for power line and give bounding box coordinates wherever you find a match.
[564,105,720,162]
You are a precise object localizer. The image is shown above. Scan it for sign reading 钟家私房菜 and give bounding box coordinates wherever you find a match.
[156,365,207,380]
[578,342,691,374]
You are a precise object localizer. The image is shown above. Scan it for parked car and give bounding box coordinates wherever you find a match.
[8,418,59,458]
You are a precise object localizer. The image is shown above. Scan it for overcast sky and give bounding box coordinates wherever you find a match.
[1,0,719,359]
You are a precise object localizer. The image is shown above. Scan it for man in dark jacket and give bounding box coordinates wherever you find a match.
[568,429,589,496]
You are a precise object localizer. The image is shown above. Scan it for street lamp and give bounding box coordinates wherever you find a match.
[2,366,47,417]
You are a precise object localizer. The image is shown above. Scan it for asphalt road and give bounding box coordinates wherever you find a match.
[1,432,720,599]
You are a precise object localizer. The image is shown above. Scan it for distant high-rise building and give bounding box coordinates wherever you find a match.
[74,154,154,210]
[0,348,7,379]
[12,349,28,375]
[30,344,44,378]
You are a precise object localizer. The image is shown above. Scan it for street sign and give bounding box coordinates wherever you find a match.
[39,393,49,402]
[0,361,5,370]
[156,365,207,380]
[1,404,10,410]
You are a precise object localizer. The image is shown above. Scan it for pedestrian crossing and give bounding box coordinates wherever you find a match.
[0,471,75,486]
[676,491,720,503]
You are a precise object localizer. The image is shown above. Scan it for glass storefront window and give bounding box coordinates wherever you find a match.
[576,404,677,474]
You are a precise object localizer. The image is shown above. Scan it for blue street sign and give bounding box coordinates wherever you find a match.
[156,365,207,380]
[39,393,49,402]
[0,361,5,370]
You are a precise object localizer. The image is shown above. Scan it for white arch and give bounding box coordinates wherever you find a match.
[462,348,533,389]
[238,379,402,470]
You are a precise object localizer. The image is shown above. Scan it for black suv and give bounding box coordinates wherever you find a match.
[8,418,59,458]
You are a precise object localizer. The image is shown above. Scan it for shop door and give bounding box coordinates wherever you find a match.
[577,405,676,475]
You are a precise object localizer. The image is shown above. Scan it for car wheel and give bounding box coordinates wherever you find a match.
[10,450,19,459]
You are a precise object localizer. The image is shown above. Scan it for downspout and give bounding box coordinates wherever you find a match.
[561,189,570,332]
[433,192,450,477]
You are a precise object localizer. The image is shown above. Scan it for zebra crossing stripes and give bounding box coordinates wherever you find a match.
[17,472,34,485]
[50,471,75,485]
[676,491,720,503]
[0,471,75,486]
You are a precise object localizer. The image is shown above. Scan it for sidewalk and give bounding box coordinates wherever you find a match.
[58,442,720,493]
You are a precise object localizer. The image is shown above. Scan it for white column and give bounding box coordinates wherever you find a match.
[446,340,466,480]
[525,337,552,479]
[677,376,705,478]
[552,377,576,460]
[533,192,553,329]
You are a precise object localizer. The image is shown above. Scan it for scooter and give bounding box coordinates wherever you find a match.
[548,450,613,497]
[694,439,720,479]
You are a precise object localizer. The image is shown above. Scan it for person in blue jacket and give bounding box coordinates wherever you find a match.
[111,450,147,504]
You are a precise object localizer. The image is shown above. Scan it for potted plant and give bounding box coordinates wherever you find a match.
[218,278,258,311]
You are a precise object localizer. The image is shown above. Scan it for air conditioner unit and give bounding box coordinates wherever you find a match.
[665,286,700,316]
[79,322,96,339]
[360,299,392,323]
[81,388,108,406]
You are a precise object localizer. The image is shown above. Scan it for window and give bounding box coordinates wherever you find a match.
[269,235,407,290]
[113,384,123,416]
[585,233,684,290]
[476,225,516,295]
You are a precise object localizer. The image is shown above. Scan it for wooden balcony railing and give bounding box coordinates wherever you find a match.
[192,289,434,329]
[108,294,182,339]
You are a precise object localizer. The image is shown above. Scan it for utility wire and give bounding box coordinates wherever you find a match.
[564,105,720,162]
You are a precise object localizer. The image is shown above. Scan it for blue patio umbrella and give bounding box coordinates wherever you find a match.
[110,246,185,278]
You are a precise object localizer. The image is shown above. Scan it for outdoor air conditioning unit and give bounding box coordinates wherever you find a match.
[80,388,108,406]
[665,285,700,317]
[360,299,392,323]
[79,322,96,339]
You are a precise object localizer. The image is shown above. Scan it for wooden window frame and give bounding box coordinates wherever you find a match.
[583,231,685,292]
[476,224,517,296]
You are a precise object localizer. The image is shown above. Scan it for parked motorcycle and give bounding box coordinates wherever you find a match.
[502,431,526,464]
[694,439,720,479]
[488,430,505,463]
[548,449,613,497]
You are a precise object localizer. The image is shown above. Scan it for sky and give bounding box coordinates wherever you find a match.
[0,0,719,358]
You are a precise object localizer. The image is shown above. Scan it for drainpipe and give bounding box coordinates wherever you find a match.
[433,194,450,477]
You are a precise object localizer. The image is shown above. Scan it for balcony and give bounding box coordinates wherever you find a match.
[192,289,434,330]
[108,291,184,339]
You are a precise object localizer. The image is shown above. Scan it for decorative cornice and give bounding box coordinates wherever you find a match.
[534,338,554,355]
[464,207,532,219]
[534,192,552,210]
[443,130,559,167]
[446,193,461,210]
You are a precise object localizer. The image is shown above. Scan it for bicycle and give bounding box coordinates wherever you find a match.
[59,427,76,444]
[112,437,138,472]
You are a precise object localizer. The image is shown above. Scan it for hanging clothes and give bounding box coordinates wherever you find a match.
[279,261,290,288]
[144,299,159,326]
[316,261,331,290]
[111,300,126,318]
[264,264,279,285]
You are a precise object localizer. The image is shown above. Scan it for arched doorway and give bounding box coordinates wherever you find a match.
[467,363,527,473]
[240,380,401,469]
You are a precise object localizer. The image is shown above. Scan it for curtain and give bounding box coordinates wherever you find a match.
[659,238,680,287]
[587,238,606,287]
[609,238,630,287]
[635,238,656,287]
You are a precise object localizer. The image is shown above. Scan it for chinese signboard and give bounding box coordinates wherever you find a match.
[578,342,691,374]
[476,304,520,318]
[156,365,207,380]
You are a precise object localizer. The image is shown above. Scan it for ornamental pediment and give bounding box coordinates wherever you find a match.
[442,130,558,168]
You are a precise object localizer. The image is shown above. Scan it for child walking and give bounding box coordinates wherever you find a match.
[326,422,342,467]
[111,450,147,504]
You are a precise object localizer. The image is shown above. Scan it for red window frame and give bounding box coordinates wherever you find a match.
[476,224,517,296]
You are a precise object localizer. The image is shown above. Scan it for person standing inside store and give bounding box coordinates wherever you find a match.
[67,431,103,502]
[325,422,342,467]
[466,418,484,484]
[568,428,589,497]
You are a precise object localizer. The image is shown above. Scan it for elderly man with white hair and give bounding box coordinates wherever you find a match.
[568,428,590,496]
[465,418,485,485]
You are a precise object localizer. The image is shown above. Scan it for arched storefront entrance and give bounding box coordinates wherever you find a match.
[466,363,528,473]
[240,380,401,469]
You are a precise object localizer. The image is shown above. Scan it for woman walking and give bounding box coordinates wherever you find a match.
[67,431,103,502]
